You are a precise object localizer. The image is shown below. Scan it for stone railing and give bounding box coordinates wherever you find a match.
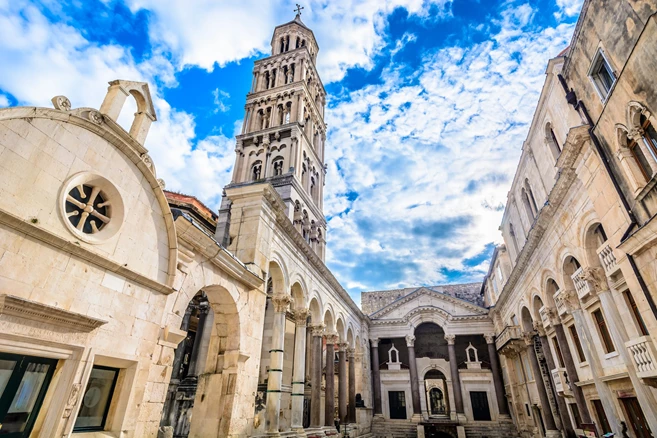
[571,267,594,301]
[554,289,568,316]
[496,325,522,351]
[596,242,617,276]
[626,336,657,386]
[551,367,572,396]
[539,306,551,328]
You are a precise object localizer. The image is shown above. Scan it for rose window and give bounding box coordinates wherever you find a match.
[65,184,111,234]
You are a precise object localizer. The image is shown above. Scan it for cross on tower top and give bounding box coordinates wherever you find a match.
[294,4,304,17]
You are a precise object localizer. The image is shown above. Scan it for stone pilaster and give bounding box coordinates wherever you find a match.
[291,309,309,432]
[265,294,291,435]
[553,323,591,423]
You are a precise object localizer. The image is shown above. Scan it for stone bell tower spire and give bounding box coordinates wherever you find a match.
[216,10,328,260]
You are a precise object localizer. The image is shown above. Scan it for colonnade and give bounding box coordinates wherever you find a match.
[369,333,509,421]
[264,295,362,436]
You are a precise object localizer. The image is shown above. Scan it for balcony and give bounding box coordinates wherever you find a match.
[551,367,573,397]
[596,242,618,276]
[539,306,554,328]
[496,325,524,355]
[571,267,595,301]
[626,336,657,387]
[554,289,569,317]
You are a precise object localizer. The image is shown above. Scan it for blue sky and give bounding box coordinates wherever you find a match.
[0,0,582,303]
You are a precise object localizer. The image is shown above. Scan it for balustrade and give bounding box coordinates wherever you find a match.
[551,367,572,397]
[571,267,594,301]
[625,336,657,385]
[596,242,618,276]
[554,290,568,316]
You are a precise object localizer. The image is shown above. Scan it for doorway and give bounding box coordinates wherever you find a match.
[388,391,407,419]
[0,352,57,437]
[470,391,491,421]
[621,397,651,438]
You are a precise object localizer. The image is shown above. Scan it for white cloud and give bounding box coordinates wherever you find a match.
[555,0,583,19]
[124,0,452,82]
[0,95,8,107]
[0,0,231,208]
[212,88,231,113]
[322,4,575,291]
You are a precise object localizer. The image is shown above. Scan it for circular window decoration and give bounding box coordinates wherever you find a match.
[59,172,125,244]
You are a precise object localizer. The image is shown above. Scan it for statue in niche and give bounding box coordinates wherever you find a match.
[429,388,446,415]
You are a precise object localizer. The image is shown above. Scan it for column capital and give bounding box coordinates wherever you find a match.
[522,331,536,347]
[272,294,291,313]
[444,334,456,345]
[405,335,416,347]
[347,348,356,358]
[310,323,325,336]
[325,332,339,344]
[370,337,380,346]
[338,342,349,352]
[294,308,309,326]
[484,333,495,344]
[561,289,581,313]
[533,321,546,337]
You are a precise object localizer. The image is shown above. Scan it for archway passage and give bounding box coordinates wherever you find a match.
[424,369,449,417]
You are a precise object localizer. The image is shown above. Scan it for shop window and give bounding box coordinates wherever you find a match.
[74,366,120,432]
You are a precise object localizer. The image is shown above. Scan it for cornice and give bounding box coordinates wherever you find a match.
[495,125,590,312]
[370,287,488,319]
[0,294,107,332]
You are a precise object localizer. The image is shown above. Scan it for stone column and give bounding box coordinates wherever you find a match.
[291,309,309,432]
[187,299,211,377]
[265,294,291,434]
[348,348,356,423]
[371,338,383,415]
[325,333,338,429]
[553,323,592,423]
[523,332,559,438]
[310,324,325,428]
[445,334,464,415]
[536,325,573,437]
[406,335,421,418]
[484,333,510,418]
[338,343,348,424]
[562,289,621,435]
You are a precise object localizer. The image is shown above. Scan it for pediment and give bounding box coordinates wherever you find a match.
[370,287,488,320]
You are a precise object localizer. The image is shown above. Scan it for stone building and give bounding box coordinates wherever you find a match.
[1,1,657,438]
[482,1,657,438]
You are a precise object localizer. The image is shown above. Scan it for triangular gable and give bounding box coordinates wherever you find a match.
[369,287,488,320]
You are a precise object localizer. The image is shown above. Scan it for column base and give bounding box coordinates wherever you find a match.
[456,413,467,424]
[323,425,339,436]
[304,427,325,438]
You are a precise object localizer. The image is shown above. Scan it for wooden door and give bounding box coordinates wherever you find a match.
[388,391,407,419]
[621,397,651,438]
[470,391,491,421]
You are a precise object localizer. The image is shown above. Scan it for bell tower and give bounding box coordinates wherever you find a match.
[216,10,327,260]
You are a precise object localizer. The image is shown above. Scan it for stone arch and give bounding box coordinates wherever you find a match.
[405,307,451,329]
[323,305,335,332]
[336,317,346,342]
[99,80,157,145]
[520,306,534,332]
[561,252,583,291]
[544,277,561,309]
[347,327,355,348]
[532,293,545,326]
[290,281,306,311]
[308,296,322,323]
[268,253,289,293]
[581,218,608,270]
[540,270,559,308]
[627,101,652,129]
